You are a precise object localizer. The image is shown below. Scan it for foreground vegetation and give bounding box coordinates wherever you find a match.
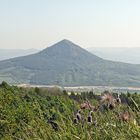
[0,81,140,140]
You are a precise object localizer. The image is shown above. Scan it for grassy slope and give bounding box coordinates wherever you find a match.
[0,82,140,140]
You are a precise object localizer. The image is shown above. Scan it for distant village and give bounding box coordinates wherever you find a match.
[18,84,140,94]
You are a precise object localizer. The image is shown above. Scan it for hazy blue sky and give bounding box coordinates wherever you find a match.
[0,0,140,49]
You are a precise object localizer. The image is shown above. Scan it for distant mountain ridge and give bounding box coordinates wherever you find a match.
[0,49,38,61]
[88,47,140,64]
[0,39,140,87]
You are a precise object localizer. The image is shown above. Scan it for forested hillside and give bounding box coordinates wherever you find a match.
[0,81,140,139]
[1,40,140,87]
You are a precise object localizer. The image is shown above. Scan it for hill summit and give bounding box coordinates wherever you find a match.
[0,39,140,87]
[38,39,102,62]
